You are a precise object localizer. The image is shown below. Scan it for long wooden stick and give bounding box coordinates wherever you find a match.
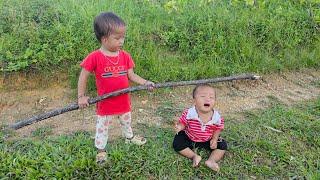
[9,74,259,130]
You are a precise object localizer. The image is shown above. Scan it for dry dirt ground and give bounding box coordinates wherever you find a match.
[0,69,319,140]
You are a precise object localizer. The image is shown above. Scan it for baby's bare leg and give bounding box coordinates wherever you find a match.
[205,149,225,172]
[179,148,202,167]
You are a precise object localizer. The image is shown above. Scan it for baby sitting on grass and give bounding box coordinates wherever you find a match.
[173,84,228,172]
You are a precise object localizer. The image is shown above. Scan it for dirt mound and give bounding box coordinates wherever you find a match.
[1,69,319,139]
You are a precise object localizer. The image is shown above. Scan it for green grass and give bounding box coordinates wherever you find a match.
[1,0,319,85]
[1,98,319,179]
[156,99,184,124]
[31,126,53,137]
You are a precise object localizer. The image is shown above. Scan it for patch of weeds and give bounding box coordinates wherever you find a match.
[310,79,320,88]
[31,126,53,137]
[156,101,183,124]
[109,149,125,162]
[73,130,92,138]
[6,138,38,153]
[303,98,320,117]
[243,110,260,119]
[0,124,15,142]
[266,95,283,105]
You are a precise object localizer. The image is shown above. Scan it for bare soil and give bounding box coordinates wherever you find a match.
[1,69,319,140]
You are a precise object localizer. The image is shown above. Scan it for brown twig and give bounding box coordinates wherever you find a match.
[9,74,260,130]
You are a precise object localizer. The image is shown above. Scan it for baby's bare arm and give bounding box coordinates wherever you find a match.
[211,130,221,141]
[210,130,222,149]
[175,121,185,133]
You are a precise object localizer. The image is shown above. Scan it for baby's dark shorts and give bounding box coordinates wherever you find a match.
[173,131,228,152]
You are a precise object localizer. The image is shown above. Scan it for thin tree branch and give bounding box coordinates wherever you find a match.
[9,74,260,130]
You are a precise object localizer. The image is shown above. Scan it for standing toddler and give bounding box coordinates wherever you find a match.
[78,12,154,163]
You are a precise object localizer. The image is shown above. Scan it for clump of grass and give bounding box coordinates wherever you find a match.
[266,95,284,106]
[310,79,320,88]
[156,100,183,124]
[31,126,53,137]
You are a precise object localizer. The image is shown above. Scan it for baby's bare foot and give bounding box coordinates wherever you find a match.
[192,155,202,167]
[205,160,220,172]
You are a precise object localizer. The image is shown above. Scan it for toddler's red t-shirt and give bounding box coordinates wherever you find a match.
[80,50,134,115]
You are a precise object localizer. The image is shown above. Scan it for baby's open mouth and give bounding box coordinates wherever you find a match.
[204,103,210,107]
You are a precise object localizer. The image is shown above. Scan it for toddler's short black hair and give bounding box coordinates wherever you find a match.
[192,83,215,98]
[93,12,126,43]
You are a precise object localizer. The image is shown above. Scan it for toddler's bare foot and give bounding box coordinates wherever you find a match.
[205,160,220,172]
[192,154,202,167]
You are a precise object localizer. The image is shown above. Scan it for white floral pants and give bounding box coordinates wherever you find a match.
[95,112,133,150]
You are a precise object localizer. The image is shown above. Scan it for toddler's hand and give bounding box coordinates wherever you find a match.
[144,80,155,91]
[78,96,90,108]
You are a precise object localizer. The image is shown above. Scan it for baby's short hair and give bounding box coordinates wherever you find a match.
[93,12,126,43]
[192,83,215,98]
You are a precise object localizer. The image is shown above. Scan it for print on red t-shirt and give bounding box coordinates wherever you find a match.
[80,50,135,115]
